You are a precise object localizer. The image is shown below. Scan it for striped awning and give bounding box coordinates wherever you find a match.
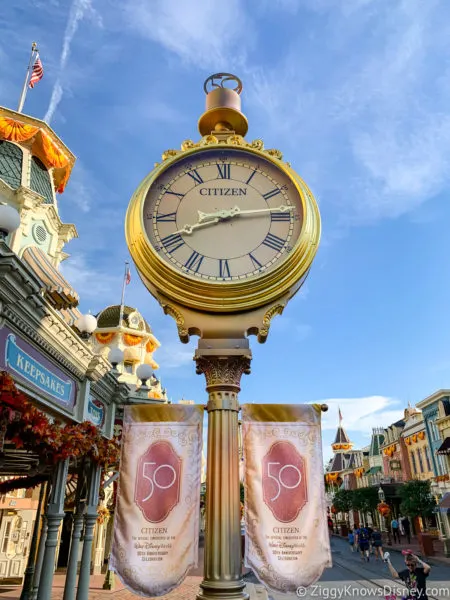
[22,246,79,309]
[437,437,450,455]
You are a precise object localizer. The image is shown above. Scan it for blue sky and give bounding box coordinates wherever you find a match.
[2,0,450,460]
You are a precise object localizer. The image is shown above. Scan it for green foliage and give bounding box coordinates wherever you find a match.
[351,487,379,514]
[332,489,353,513]
[399,480,436,518]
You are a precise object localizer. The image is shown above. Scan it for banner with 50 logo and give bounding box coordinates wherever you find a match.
[242,404,332,593]
[110,404,204,597]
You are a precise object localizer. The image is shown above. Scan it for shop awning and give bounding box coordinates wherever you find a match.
[365,466,382,475]
[438,493,450,514]
[22,246,79,309]
[437,437,450,455]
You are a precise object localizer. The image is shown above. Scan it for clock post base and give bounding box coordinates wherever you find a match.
[195,343,251,600]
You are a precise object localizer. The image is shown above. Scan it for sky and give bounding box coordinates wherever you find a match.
[2,0,450,460]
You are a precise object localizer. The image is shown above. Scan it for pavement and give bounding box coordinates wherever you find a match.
[1,537,450,600]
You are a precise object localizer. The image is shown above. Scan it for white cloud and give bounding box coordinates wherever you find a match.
[59,253,118,304]
[122,0,251,69]
[62,161,92,213]
[246,0,450,224]
[155,340,195,369]
[320,396,404,435]
[45,0,102,123]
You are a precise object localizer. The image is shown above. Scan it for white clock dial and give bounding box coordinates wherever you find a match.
[143,148,303,282]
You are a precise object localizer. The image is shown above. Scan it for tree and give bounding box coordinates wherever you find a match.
[351,487,379,525]
[332,489,353,521]
[399,480,436,530]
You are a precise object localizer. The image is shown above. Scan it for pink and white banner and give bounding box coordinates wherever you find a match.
[110,404,204,597]
[242,404,332,593]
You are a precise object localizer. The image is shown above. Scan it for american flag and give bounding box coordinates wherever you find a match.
[125,265,131,285]
[28,54,44,88]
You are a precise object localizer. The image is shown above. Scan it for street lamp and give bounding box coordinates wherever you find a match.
[378,485,385,503]
[136,363,153,392]
[75,313,98,340]
[0,204,20,242]
[109,348,124,374]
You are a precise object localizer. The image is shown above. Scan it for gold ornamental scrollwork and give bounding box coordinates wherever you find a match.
[161,304,189,343]
[257,303,286,343]
[195,355,251,390]
[161,149,180,161]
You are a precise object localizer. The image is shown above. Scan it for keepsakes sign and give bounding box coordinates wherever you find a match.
[242,404,332,593]
[0,326,76,411]
[110,404,204,597]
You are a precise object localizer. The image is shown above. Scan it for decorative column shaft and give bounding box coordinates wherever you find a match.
[63,462,88,600]
[20,482,47,600]
[196,348,251,600]
[75,462,102,600]
[37,459,69,600]
[31,518,48,600]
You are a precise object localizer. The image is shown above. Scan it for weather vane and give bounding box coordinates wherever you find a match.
[203,73,243,95]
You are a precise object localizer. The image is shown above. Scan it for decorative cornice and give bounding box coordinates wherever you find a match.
[195,354,251,390]
[258,303,285,343]
[162,303,189,343]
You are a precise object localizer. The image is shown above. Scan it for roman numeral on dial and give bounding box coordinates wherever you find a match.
[219,259,231,277]
[161,233,185,252]
[262,233,285,251]
[249,253,263,269]
[187,169,203,185]
[185,251,204,273]
[263,188,281,201]
[245,169,257,185]
[156,212,177,222]
[271,211,291,222]
[165,190,184,198]
[217,163,231,179]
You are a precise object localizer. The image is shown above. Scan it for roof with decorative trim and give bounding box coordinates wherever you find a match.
[96,305,151,333]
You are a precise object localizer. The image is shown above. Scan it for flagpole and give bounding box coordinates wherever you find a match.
[17,42,38,114]
[118,262,129,328]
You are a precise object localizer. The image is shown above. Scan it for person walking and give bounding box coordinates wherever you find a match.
[391,517,400,543]
[371,527,384,561]
[348,529,355,552]
[402,516,412,544]
[356,525,370,562]
[386,551,431,599]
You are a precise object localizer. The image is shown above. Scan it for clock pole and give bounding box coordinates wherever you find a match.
[195,339,251,600]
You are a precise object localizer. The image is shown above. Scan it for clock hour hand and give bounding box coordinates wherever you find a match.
[173,218,220,236]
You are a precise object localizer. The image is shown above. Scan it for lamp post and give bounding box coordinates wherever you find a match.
[75,313,98,340]
[378,485,392,545]
[108,348,124,375]
[136,363,153,396]
[0,204,20,242]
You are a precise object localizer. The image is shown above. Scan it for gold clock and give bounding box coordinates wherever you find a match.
[126,78,320,313]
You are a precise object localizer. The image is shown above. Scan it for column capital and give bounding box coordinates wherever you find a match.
[194,350,251,393]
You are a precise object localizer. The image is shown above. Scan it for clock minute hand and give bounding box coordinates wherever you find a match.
[237,204,294,216]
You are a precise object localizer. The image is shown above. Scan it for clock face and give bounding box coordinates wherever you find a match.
[142,148,304,282]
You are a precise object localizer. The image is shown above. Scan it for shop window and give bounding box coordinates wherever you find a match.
[0,141,22,189]
[425,447,432,472]
[2,521,11,553]
[123,362,134,375]
[411,451,417,474]
[417,449,424,473]
[30,156,53,204]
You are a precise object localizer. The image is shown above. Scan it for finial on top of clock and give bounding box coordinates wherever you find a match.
[198,73,248,138]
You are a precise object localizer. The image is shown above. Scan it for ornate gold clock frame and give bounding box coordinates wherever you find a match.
[125,73,321,600]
